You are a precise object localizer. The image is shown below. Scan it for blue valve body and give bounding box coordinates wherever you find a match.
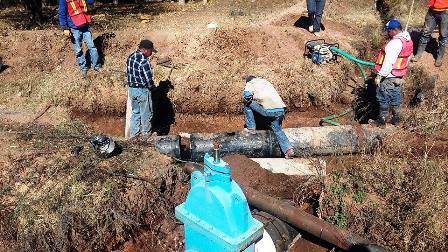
[175,153,263,252]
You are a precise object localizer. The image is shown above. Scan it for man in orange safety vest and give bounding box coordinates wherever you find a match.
[59,0,101,76]
[369,19,413,127]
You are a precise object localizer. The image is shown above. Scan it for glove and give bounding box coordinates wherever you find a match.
[63,29,71,37]
[374,75,382,86]
[243,94,253,106]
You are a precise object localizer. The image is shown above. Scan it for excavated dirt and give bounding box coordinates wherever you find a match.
[224,155,322,207]
[70,107,348,137]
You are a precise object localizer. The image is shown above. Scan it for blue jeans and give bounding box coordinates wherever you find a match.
[129,87,153,138]
[419,10,448,47]
[244,102,292,154]
[376,78,402,118]
[70,27,100,71]
[307,0,326,32]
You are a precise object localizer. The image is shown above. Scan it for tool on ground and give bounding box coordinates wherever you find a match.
[304,39,338,65]
[305,39,376,125]
[90,134,116,158]
[175,144,263,252]
[156,56,184,80]
[405,0,415,32]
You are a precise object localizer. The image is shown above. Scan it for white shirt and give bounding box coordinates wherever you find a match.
[244,78,286,109]
[378,31,412,78]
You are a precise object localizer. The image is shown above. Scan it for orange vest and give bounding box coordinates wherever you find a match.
[66,0,91,28]
[428,0,448,11]
[374,36,413,77]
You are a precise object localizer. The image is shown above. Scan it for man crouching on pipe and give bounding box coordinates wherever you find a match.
[242,75,295,159]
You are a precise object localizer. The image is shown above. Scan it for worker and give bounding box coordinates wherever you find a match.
[126,40,156,139]
[243,76,294,159]
[369,19,413,127]
[306,0,326,35]
[412,0,448,67]
[59,0,101,75]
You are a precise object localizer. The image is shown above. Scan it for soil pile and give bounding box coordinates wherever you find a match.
[224,155,322,206]
[0,1,359,116]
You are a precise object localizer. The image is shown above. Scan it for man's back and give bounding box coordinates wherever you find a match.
[127,50,153,88]
[244,78,286,110]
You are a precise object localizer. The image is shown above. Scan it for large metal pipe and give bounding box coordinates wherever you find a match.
[154,135,181,158]
[189,125,389,162]
[183,163,389,252]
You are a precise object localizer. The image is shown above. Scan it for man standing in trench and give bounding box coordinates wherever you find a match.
[242,76,294,159]
[369,19,413,127]
[126,40,156,139]
[412,0,448,67]
[59,0,101,75]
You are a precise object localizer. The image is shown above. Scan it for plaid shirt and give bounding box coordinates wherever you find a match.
[126,50,153,88]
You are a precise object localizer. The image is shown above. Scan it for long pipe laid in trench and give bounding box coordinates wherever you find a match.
[184,163,390,252]
[155,125,391,161]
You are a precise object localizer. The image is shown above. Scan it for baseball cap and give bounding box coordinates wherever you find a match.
[243,75,256,83]
[139,39,157,52]
[384,19,402,31]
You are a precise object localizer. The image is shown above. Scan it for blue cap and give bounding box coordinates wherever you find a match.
[384,19,402,31]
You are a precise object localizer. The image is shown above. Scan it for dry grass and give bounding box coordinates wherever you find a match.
[403,66,448,133]
[0,123,188,251]
[321,131,448,251]
[380,0,427,27]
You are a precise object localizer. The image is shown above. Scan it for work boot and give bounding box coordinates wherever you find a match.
[411,43,426,63]
[368,118,386,128]
[390,106,401,126]
[435,45,446,67]
[368,109,387,128]
[285,148,295,159]
[81,69,88,78]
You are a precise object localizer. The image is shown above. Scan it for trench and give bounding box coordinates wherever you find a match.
[70,108,344,137]
[70,105,358,252]
[65,4,432,250]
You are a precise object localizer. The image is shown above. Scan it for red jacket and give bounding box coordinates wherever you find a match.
[428,0,448,11]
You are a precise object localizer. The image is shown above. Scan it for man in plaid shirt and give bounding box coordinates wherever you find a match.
[126,40,156,139]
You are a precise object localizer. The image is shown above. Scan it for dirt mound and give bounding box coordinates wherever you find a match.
[0,2,359,116]
[223,155,322,206]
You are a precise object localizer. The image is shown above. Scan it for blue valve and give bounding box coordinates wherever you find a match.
[175,147,263,252]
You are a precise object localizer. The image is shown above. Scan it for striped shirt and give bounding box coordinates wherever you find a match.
[126,50,154,88]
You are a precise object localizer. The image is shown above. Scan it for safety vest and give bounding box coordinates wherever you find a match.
[66,0,91,28]
[374,36,413,77]
[428,0,448,11]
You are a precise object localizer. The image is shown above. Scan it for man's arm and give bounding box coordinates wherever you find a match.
[243,83,254,97]
[378,39,402,77]
[58,0,68,29]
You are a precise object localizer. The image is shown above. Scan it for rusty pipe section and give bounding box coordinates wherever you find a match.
[183,163,389,252]
[188,125,389,162]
